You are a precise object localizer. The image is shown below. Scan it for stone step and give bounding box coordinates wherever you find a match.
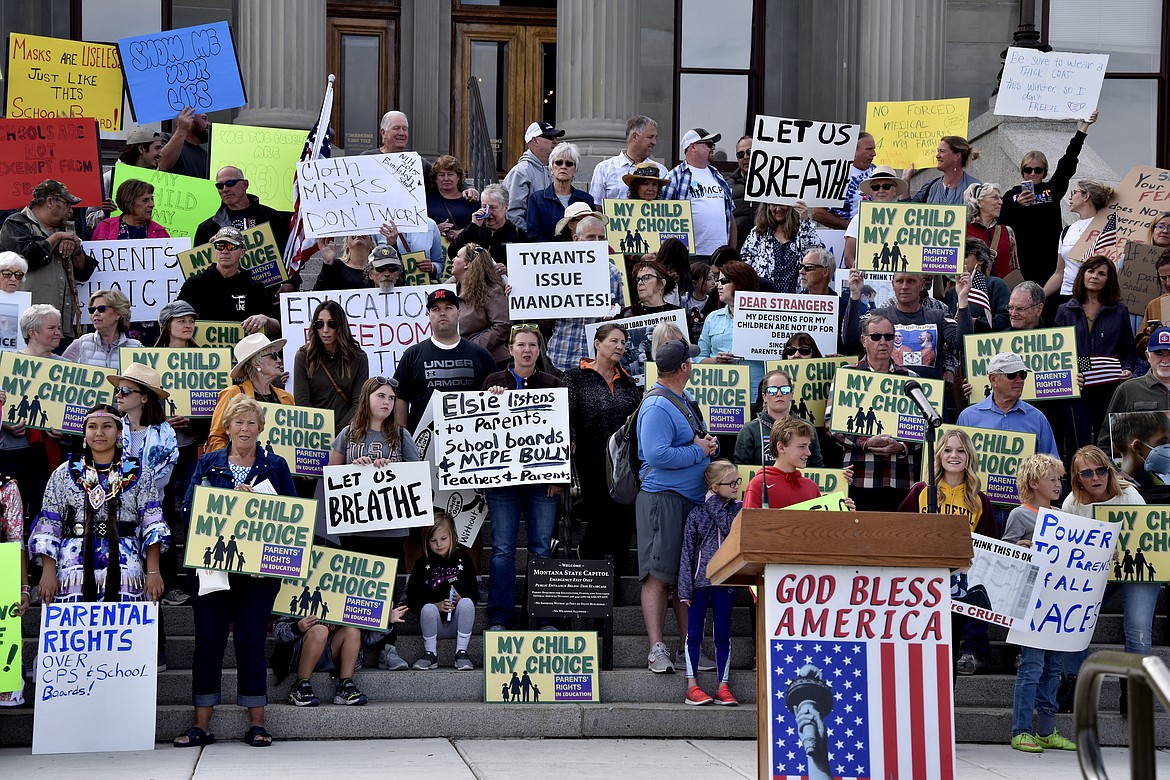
[951,672,1165,711]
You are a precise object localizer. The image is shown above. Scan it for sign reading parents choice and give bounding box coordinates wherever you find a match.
[185,486,316,579]
[732,291,839,359]
[0,543,22,691]
[210,123,307,213]
[828,368,944,443]
[922,425,1037,506]
[0,353,112,434]
[603,199,694,253]
[112,163,221,240]
[177,223,288,288]
[256,401,333,477]
[117,22,246,123]
[275,549,399,630]
[433,388,571,489]
[507,241,613,319]
[485,631,600,704]
[866,97,970,169]
[995,48,1108,120]
[323,462,434,534]
[857,202,966,274]
[0,118,103,209]
[1070,165,1170,264]
[744,115,860,208]
[963,327,1080,401]
[32,602,158,754]
[79,237,191,322]
[297,152,428,237]
[955,535,1042,629]
[6,34,124,131]
[120,347,232,418]
[1095,505,1170,584]
[645,362,751,435]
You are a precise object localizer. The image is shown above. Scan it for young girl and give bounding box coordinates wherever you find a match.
[405,513,480,671]
[1002,453,1077,753]
[678,459,741,706]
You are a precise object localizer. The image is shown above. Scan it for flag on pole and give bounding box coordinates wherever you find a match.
[1086,212,1120,258]
[285,75,336,273]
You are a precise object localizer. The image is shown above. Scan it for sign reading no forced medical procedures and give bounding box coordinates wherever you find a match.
[732,291,838,359]
[185,486,316,579]
[0,353,113,434]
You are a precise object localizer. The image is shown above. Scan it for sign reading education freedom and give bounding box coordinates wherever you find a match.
[829,368,944,443]
[856,202,966,274]
[111,163,221,240]
[922,425,1037,506]
[256,400,333,477]
[603,199,694,253]
[79,237,191,322]
[765,356,854,428]
[323,461,434,534]
[177,222,287,288]
[119,347,232,418]
[275,549,399,630]
[995,47,1108,120]
[6,33,123,131]
[32,602,158,754]
[507,241,612,319]
[0,543,21,691]
[297,152,428,238]
[185,485,315,579]
[1095,505,1170,584]
[0,290,31,352]
[866,97,970,169]
[645,362,750,435]
[485,631,600,704]
[956,535,1042,629]
[1070,165,1170,264]
[744,115,860,208]
[0,118,102,209]
[963,327,1080,401]
[732,291,838,359]
[209,123,307,213]
[0,353,112,434]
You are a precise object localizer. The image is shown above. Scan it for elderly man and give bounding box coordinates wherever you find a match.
[194,166,291,252]
[177,226,279,337]
[503,121,565,229]
[589,115,669,204]
[449,184,528,268]
[957,352,1059,455]
[362,110,429,179]
[159,106,210,178]
[798,248,836,296]
[811,132,877,230]
[662,130,736,258]
[0,180,98,340]
[1008,281,1046,331]
[546,215,625,371]
[725,135,755,246]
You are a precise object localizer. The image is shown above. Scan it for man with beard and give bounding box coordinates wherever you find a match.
[159,106,211,178]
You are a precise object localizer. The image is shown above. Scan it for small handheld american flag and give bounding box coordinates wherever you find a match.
[968,269,991,314]
[1085,212,1120,258]
[1078,354,1123,386]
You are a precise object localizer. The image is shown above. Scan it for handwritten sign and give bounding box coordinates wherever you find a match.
[1095,505,1170,584]
[192,320,244,348]
[920,424,1037,506]
[745,115,859,208]
[485,631,599,703]
[119,347,232,418]
[209,123,307,213]
[507,241,612,319]
[0,543,21,691]
[118,22,246,123]
[856,202,966,274]
[433,388,571,489]
[256,400,334,478]
[764,357,854,428]
[0,353,113,434]
[0,118,102,208]
[111,163,222,240]
[401,250,431,286]
[828,367,944,443]
[79,237,191,322]
[297,152,428,238]
[963,327,1080,401]
[32,602,157,754]
[1118,241,1169,318]
[957,535,1042,629]
[185,485,315,579]
[732,291,838,359]
[646,362,751,435]
[995,47,1108,120]
[411,400,489,549]
[6,33,123,131]
[584,309,689,388]
[274,548,399,630]
[176,222,288,288]
[603,199,694,253]
[0,290,31,352]
[323,461,434,534]
[1007,507,1118,651]
[1070,166,1170,264]
[866,97,970,169]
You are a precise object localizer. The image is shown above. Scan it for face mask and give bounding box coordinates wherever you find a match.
[1144,442,1170,475]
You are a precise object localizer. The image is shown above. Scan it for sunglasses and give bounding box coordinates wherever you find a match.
[0,270,25,280]
[735,149,750,159]
[511,323,540,334]
[313,319,338,330]
[717,477,742,487]
[799,263,827,272]
[213,241,242,251]
[113,386,142,397]
[866,333,896,341]
[1021,166,1046,175]
[260,351,282,361]
[552,159,576,167]
[764,385,793,396]
[88,305,111,314]
[870,182,897,191]
[783,345,813,357]
[996,370,1028,380]
[1077,466,1110,480]
[215,178,243,190]
[636,274,663,284]
[717,277,731,285]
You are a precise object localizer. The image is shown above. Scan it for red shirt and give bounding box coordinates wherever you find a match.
[744,466,821,509]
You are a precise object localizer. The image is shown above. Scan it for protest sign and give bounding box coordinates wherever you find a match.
[0,543,21,691]
[32,602,157,754]
[401,250,431,286]
[834,269,897,317]
[209,123,307,212]
[994,47,1108,120]
[79,237,190,322]
[6,34,123,131]
[585,309,689,387]
[192,320,244,348]
[764,356,854,428]
[433,388,571,489]
[744,115,860,208]
[764,563,953,780]
[735,466,847,501]
[117,22,246,123]
[485,631,599,704]
[856,202,965,275]
[274,548,399,630]
[0,118,102,208]
[1096,505,1170,584]
[119,347,232,417]
[732,291,838,359]
[176,222,288,288]
[280,285,451,389]
[410,398,489,548]
[816,228,846,267]
[603,199,694,253]
[644,362,751,435]
[920,425,1037,506]
[1117,240,1168,317]
[1069,166,1170,264]
[0,290,30,351]
[507,241,613,319]
[111,163,222,240]
[185,485,316,578]
[297,152,428,238]
[256,400,333,477]
[963,327,1080,401]
[0,353,113,434]
[323,461,434,534]
[828,368,944,443]
[954,535,1042,629]
[866,97,970,169]
[1007,507,1119,651]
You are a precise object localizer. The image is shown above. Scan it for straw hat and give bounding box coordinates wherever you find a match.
[622,164,669,189]
[230,332,287,380]
[107,362,170,400]
[859,165,909,198]
[555,201,606,237]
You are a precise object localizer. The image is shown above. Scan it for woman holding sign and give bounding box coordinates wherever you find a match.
[91,179,170,241]
[526,142,597,243]
[740,201,823,294]
[698,260,766,397]
[293,301,369,433]
[206,333,293,453]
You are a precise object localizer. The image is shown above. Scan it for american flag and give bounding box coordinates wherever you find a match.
[284,76,336,273]
[968,269,991,314]
[1078,355,1124,386]
[1086,212,1120,258]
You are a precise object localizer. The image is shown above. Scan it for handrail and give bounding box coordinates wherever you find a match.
[1074,650,1170,779]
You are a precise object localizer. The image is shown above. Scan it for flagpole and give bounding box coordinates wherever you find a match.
[285,74,336,269]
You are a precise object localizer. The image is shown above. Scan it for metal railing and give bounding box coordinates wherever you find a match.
[1075,650,1170,779]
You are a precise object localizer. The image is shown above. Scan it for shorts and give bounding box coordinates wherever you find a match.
[297,626,364,673]
[635,489,694,585]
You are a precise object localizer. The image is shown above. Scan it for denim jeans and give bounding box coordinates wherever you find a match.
[191,573,281,707]
[1121,581,1161,655]
[485,485,559,627]
[1013,645,1063,736]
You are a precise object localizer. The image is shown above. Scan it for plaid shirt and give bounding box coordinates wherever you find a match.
[661,162,734,244]
[547,260,627,372]
[824,358,921,490]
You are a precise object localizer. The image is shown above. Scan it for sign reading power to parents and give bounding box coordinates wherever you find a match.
[745,115,860,209]
[185,485,316,579]
[856,202,966,274]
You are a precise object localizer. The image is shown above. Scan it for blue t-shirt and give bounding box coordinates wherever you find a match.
[636,385,712,503]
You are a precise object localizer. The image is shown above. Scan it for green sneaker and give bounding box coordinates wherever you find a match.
[1035,730,1077,751]
[1011,733,1043,753]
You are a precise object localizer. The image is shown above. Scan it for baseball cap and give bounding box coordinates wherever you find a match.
[987,352,1028,376]
[369,244,403,270]
[211,226,246,247]
[125,125,162,146]
[1149,327,1170,351]
[32,180,82,205]
[680,129,722,155]
[426,288,463,309]
[524,121,565,144]
[656,340,700,373]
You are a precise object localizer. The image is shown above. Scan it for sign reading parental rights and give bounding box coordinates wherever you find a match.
[185,485,315,579]
[0,353,112,434]
[507,241,612,319]
[995,47,1108,120]
[485,631,600,704]
[828,368,944,443]
[1095,505,1170,584]
[857,202,965,274]
[744,115,860,208]
[732,291,839,359]
[921,425,1037,506]
[177,223,288,288]
[111,163,221,240]
[866,97,970,169]
[119,347,232,418]
[0,290,31,352]
[297,152,428,237]
[6,34,123,131]
[209,123,307,213]
[645,362,751,435]
[0,118,103,208]
[256,401,333,477]
[275,548,399,630]
[963,327,1080,401]
[603,199,694,253]
[79,237,191,321]
[323,461,434,534]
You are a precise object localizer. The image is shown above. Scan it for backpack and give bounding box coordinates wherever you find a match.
[606,387,704,505]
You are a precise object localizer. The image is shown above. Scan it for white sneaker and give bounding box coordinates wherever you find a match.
[648,642,674,673]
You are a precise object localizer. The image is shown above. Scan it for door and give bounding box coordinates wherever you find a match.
[327,10,399,153]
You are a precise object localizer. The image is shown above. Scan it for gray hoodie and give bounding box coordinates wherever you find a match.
[502,149,552,229]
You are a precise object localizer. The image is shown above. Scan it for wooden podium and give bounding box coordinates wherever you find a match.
[708,509,972,780]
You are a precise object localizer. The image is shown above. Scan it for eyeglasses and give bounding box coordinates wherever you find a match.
[0,270,25,280]
[717,477,742,487]
[1071,189,1085,196]
[215,179,243,190]
[1154,223,1170,233]
[764,385,793,396]
[783,345,813,357]
[552,159,576,167]
[866,333,896,341]
[313,319,337,331]
[1021,166,1046,175]
[88,305,110,314]
[717,278,731,285]
[1077,466,1110,480]
[113,386,142,397]
[636,274,662,284]
[213,241,242,251]
[870,182,897,191]
[995,370,1029,380]
[1006,303,1041,313]
[799,263,827,272]
[735,149,750,159]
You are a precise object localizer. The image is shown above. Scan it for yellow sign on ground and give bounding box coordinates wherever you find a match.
[185,485,316,579]
[866,97,970,169]
[856,202,966,275]
[828,368,944,443]
[274,548,399,630]
[484,631,599,703]
[119,347,232,418]
[0,352,113,434]
[6,33,124,131]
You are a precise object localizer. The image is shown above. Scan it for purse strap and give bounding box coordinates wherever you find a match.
[320,363,350,404]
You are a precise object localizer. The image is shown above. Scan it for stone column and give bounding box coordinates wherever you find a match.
[234,0,326,129]
[842,0,947,120]
[404,0,450,159]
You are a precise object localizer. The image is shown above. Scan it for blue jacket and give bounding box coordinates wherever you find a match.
[678,493,741,600]
[636,385,713,503]
[1053,298,1137,372]
[181,443,297,522]
[525,184,596,243]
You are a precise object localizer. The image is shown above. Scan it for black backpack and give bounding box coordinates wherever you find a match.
[606,387,703,505]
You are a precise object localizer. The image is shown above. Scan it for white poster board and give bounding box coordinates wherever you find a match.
[0,290,31,351]
[954,534,1043,628]
[79,237,191,321]
[744,115,860,208]
[412,400,489,547]
[296,152,428,237]
[732,291,838,359]
[506,241,612,319]
[323,461,434,534]
[994,47,1108,120]
[584,309,690,388]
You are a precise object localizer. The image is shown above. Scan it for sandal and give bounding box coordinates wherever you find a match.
[243,725,273,747]
[173,726,215,748]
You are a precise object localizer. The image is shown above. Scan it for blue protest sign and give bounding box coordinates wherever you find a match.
[118,22,246,123]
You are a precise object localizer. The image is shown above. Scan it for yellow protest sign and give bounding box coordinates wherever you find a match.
[919,424,1037,506]
[192,320,245,349]
[274,548,399,630]
[401,250,431,286]
[828,368,944,442]
[6,33,124,131]
[185,485,315,579]
[736,465,847,501]
[856,202,966,274]
[176,222,288,288]
[963,327,1080,401]
[645,362,751,434]
[209,123,307,213]
[787,490,851,511]
[764,357,855,428]
[0,542,21,690]
[119,347,232,418]
[256,401,334,478]
[866,97,970,169]
[1069,165,1170,264]
[603,199,695,254]
[0,352,113,435]
[485,631,599,703]
[1095,505,1170,583]
[112,163,222,240]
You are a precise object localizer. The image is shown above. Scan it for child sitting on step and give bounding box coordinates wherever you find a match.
[406,512,480,671]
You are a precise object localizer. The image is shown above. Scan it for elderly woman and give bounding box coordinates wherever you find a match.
[844,166,907,268]
[62,288,141,368]
[964,183,1018,279]
[905,136,983,205]
[621,258,679,319]
[427,154,481,243]
[698,260,765,393]
[0,251,26,296]
[313,233,376,291]
[91,179,169,240]
[450,183,528,269]
[451,243,511,365]
[175,395,296,748]
[206,333,293,453]
[741,201,823,293]
[526,142,596,243]
[293,300,368,433]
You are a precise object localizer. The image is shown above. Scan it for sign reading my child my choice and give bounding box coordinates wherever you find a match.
[485,631,599,704]
[0,353,113,434]
[856,202,966,275]
[920,425,1037,506]
[506,241,613,319]
[274,548,399,630]
[603,199,694,253]
[185,485,315,579]
[256,400,334,478]
[119,347,232,418]
[828,368,944,443]
[744,115,860,209]
[963,327,1080,401]
[645,362,751,435]
[1095,505,1170,584]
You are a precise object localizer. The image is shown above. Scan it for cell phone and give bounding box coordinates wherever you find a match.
[1021,180,1034,195]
